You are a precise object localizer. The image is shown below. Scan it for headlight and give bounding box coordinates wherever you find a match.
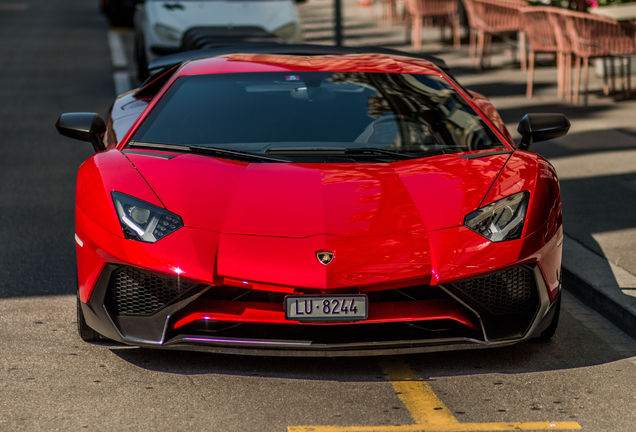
[273,23,298,41]
[153,23,181,43]
[112,192,183,243]
[464,191,530,242]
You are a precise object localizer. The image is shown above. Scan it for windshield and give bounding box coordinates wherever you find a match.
[131,71,504,160]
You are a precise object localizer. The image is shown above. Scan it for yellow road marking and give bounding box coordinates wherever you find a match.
[380,358,460,427]
[289,423,582,431]
[288,359,581,432]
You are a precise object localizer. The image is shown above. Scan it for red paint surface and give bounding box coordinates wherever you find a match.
[172,298,480,330]
[74,53,563,331]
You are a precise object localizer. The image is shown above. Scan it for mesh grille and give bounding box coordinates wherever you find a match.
[452,266,537,315]
[106,267,198,316]
[181,27,280,51]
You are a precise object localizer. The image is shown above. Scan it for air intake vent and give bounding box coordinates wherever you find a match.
[105,267,198,316]
[181,26,281,51]
[451,266,537,315]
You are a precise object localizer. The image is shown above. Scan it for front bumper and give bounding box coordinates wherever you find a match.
[149,26,288,59]
[80,263,559,357]
[76,207,562,356]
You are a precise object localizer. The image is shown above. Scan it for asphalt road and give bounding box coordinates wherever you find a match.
[3,0,636,431]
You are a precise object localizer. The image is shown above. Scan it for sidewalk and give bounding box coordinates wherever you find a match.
[298,0,636,338]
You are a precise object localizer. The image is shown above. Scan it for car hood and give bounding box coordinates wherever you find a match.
[125,151,511,238]
[148,0,298,34]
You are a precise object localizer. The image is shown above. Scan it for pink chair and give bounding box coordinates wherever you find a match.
[379,0,406,26]
[558,9,636,105]
[405,0,461,51]
[521,7,559,98]
[461,0,479,66]
[547,9,573,101]
[471,0,528,72]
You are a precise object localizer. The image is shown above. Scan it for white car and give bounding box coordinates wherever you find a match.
[134,0,302,79]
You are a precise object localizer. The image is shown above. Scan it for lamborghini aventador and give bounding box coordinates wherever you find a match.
[56,45,570,356]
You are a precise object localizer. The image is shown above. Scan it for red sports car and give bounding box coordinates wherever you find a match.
[56,45,569,356]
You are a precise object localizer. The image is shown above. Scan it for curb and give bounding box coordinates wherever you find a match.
[563,267,636,341]
[562,234,636,341]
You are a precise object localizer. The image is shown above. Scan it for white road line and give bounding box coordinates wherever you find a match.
[113,71,133,96]
[107,30,128,68]
[107,29,134,95]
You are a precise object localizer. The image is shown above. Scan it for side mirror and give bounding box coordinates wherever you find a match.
[55,113,107,152]
[517,113,570,150]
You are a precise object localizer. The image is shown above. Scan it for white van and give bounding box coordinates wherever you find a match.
[134,0,302,78]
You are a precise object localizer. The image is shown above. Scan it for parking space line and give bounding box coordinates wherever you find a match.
[107,29,134,95]
[287,359,581,432]
[379,358,462,427]
[113,71,132,96]
[107,30,128,68]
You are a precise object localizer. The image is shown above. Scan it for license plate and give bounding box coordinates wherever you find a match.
[284,295,368,322]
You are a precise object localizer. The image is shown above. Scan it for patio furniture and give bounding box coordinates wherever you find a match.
[471,0,528,71]
[547,8,573,101]
[521,7,560,98]
[558,9,636,104]
[380,0,396,25]
[461,0,479,66]
[405,0,461,50]
[379,0,406,26]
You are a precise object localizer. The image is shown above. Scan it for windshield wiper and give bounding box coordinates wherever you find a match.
[266,147,411,160]
[127,141,290,163]
[265,147,457,160]
[349,147,459,158]
[345,148,419,159]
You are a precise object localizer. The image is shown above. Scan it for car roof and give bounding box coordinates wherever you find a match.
[134,44,461,102]
[147,44,449,73]
[173,52,445,78]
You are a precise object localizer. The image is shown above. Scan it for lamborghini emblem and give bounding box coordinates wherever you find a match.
[316,251,335,266]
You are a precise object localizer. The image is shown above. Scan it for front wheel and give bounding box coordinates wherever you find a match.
[77,295,101,342]
[537,292,561,341]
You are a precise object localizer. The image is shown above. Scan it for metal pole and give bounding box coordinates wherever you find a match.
[334,0,343,46]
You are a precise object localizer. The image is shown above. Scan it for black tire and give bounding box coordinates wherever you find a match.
[538,291,561,341]
[77,295,101,342]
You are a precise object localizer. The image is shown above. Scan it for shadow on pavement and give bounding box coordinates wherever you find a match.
[106,305,629,380]
[533,129,636,257]
[466,82,552,98]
